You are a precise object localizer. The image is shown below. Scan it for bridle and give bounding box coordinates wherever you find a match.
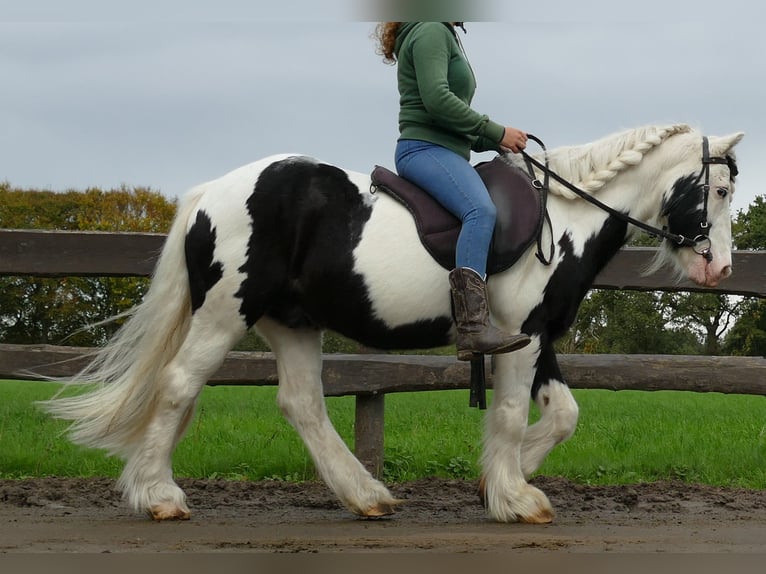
[688,136,737,262]
[518,134,735,264]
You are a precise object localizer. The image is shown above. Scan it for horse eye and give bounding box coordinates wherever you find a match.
[717,187,728,198]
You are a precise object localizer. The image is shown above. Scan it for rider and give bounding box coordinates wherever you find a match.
[374,21,531,360]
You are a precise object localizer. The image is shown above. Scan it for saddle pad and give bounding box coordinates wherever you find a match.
[371,157,544,275]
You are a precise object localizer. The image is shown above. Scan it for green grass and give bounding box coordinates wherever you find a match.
[1,380,765,488]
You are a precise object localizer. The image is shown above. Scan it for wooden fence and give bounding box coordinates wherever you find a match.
[1,229,766,474]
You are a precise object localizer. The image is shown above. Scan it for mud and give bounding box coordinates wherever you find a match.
[1,476,764,553]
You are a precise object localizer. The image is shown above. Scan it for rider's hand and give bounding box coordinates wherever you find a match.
[500,127,528,154]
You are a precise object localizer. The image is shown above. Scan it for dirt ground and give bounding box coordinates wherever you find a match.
[1,475,764,554]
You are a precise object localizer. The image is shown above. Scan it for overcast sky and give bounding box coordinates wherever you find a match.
[1,1,763,213]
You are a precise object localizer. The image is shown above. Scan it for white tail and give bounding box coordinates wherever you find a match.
[41,187,206,460]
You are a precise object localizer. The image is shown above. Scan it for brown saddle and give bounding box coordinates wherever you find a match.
[371,156,548,275]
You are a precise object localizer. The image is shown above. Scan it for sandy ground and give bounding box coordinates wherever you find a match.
[1,475,765,554]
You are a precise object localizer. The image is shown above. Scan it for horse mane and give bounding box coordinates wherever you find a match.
[518,124,693,200]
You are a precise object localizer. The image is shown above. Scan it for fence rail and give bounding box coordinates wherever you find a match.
[2,229,765,474]
[3,229,766,296]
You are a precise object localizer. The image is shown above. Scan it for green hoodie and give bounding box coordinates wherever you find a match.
[394,22,505,160]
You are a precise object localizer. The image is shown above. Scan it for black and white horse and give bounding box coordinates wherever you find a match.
[44,123,743,523]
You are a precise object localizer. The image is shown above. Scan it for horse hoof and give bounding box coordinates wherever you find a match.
[150,504,191,521]
[518,507,555,524]
[360,499,403,518]
[478,476,555,523]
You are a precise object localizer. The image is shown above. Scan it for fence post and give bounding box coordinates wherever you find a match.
[354,393,385,477]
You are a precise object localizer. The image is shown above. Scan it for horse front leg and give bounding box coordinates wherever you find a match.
[520,343,579,478]
[480,343,555,523]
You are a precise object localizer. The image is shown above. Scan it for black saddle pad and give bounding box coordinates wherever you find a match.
[371,156,544,275]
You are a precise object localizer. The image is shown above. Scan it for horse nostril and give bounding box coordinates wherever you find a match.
[721,265,732,278]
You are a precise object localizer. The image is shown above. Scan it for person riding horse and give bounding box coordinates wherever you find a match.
[375,21,531,361]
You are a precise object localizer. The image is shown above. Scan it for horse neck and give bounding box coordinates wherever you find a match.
[542,127,694,231]
[541,146,687,263]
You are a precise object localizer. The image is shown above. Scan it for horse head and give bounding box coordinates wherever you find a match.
[655,131,744,287]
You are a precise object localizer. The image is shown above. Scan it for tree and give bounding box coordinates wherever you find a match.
[0,185,176,346]
[661,292,742,355]
[557,289,703,355]
[723,298,766,356]
[732,195,766,250]
[721,194,766,355]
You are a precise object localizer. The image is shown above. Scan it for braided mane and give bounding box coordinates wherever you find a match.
[523,124,692,199]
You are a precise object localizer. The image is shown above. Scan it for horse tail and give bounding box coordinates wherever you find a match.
[41,186,206,460]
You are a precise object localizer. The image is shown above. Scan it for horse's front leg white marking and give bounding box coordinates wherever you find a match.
[257,318,401,517]
[481,344,555,523]
[521,379,579,479]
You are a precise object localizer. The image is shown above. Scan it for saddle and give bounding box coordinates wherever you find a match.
[371,156,549,275]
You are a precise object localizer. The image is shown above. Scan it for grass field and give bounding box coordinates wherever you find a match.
[1,380,764,488]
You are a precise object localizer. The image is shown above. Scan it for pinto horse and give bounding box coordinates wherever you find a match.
[44,124,743,523]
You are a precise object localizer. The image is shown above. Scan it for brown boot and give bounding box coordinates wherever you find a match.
[448,267,531,361]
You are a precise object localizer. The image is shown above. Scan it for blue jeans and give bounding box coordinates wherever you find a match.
[395,139,496,278]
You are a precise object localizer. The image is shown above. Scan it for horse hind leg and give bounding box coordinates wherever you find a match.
[256,317,401,517]
[118,305,247,520]
[520,378,579,479]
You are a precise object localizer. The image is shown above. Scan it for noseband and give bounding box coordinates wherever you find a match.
[520,135,734,263]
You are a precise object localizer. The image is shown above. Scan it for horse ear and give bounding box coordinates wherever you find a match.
[710,132,745,156]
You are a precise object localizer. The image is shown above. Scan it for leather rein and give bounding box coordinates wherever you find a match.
[518,134,730,263]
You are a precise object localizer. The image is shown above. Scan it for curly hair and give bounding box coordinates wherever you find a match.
[373,22,403,64]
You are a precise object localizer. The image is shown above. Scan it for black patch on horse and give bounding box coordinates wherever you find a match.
[236,157,454,350]
[523,215,629,399]
[661,175,707,248]
[185,210,224,313]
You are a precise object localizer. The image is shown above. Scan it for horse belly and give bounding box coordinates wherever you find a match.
[264,252,455,351]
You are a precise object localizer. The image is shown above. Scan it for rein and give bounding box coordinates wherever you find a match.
[518,134,723,261]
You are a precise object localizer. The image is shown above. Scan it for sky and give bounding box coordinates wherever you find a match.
[1,0,763,214]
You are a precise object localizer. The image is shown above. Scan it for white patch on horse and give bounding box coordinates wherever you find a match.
[352,186,453,330]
